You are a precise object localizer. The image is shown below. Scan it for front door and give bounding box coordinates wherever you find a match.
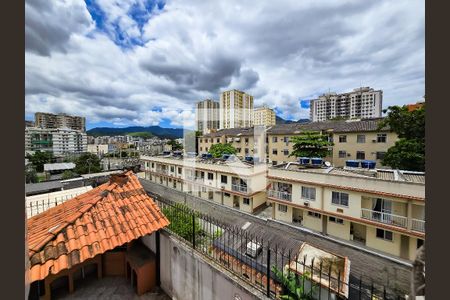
[400,235,410,259]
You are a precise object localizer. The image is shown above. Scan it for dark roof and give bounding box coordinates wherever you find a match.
[201,127,256,138]
[25,181,63,195]
[267,118,389,135]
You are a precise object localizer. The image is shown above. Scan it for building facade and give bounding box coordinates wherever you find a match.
[87,144,117,156]
[267,163,425,261]
[310,87,382,122]
[252,106,276,126]
[219,89,254,129]
[196,99,220,134]
[141,155,267,214]
[25,127,87,156]
[35,112,86,132]
[198,118,397,167]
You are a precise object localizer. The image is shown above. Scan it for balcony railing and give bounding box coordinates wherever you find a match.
[361,208,408,228]
[155,169,169,175]
[231,184,248,193]
[268,189,292,202]
[411,219,425,232]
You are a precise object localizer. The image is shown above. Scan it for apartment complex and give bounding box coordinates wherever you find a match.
[25,127,87,156]
[219,89,254,129]
[195,99,220,134]
[267,162,425,261]
[198,118,397,167]
[310,87,382,122]
[252,106,276,126]
[141,154,267,213]
[87,143,117,156]
[35,112,86,132]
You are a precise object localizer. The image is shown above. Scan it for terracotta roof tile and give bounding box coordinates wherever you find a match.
[27,171,169,282]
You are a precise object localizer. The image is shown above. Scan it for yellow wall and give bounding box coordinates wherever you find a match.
[366,226,401,257]
[303,213,323,232]
[327,218,351,240]
[274,203,293,223]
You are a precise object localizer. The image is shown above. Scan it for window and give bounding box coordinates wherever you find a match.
[207,172,214,180]
[200,171,205,179]
[283,137,289,143]
[173,181,176,188]
[272,137,278,143]
[338,150,347,158]
[178,167,182,174]
[331,191,349,206]
[236,148,241,153]
[245,148,249,154]
[199,139,202,143]
[301,187,316,200]
[221,175,228,184]
[170,166,175,172]
[376,228,393,241]
[376,152,386,160]
[307,211,321,218]
[224,192,230,197]
[217,138,220,143]
[329,216,344,224]
[356,151,365,160]
[243,198,250,205]
[245,138,249,143]
[377,133,387,143]
[200,147,203,151]
[339,135,347,143]
[205,147,208,151]
[357,135,366,143]
[151,163,154,168]
[272,161,278,166]
[278,204,288,212]
[283,149,289,156]
[201,187,206,193]
[272,149,278,155]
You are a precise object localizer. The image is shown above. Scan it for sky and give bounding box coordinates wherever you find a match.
[25,0,425,130]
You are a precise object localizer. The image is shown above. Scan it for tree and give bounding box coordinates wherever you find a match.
[272,267,314,300]
[26,151,54,172]
[167,139,183,151]
[289,131,333,158]
[162,203,204,242]
[25,167,38,183]
[378,105,425,171]
[62,170,77,180]
[73,153,101,174]
[208,143,237,158]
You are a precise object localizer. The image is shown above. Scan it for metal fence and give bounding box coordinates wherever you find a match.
[155,197,406,300]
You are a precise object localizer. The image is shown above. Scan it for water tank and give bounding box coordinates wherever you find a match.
[245,156,254,162]
[361,160,376,169]
[346,160,360,168]
[222,154,231,160]
[311,157,323,165]
[299,157,310,164]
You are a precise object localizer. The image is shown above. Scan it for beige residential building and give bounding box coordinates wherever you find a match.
[267,163,425,261]
[219,89,254,129]
[198,118,398,168]
[195,99,220,134]
[252,106,276,126]
[35,112,86,132]
[141,154,267,214]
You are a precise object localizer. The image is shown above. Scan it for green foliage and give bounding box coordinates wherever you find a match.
[162,203,204,242]
[208,143,237,158]
[378,105,425,171]
[128,132,153,138]
[73,153,102,174]
[26,151,54,172]
[62,170,77,180]
[25,167,38,183]
[272,267,314,300]
[167,139,183,151]
[289,131,333,158]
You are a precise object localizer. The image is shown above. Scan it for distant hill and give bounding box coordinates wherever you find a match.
[87,126,188,139]
[276,116,310,124]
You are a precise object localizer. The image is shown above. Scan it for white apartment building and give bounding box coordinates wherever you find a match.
[25,127,87,156]
[196,99,220,134]
[141,154,267,214]
[310,87,382,122]
[87,144,117,156]
[267,163,425,261]
[35,112,86,132]
[252,106,276,126]
[220,89,254,129]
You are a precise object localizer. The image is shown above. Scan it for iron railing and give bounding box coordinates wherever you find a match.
[268,189,292,202]
[231,184,248,193]
[361,208,408,228]
[154,197,407,300]
[411,219,425,232]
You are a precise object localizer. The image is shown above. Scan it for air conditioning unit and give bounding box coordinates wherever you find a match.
[304,201,310,206]
[246,241,262,258]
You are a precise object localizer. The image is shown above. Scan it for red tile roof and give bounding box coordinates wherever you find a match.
[27,171,169,282]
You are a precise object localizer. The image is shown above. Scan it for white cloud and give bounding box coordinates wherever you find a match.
[25,0,425,128]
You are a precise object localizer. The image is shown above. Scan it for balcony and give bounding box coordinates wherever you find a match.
[411,219,425,233]
[155,169,169,175]
[231,184,248,193]
[268,189,292,202]
[361,208,407,228]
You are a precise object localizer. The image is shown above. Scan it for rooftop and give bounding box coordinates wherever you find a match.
[271,162,425,184]
[44,162,76,172]
[27,171,169,282]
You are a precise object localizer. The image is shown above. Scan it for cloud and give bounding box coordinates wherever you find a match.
[25,0,424,127]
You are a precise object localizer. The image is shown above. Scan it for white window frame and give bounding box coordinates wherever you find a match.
[301,186,316,201]
[278,204,288,213]
[331,191,349,207]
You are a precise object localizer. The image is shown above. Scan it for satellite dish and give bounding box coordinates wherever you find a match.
[324,161,332,167]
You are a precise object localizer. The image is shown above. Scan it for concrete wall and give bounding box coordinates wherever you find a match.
[142,232,268,300]
[366,226,401,257]
[327,218,351,241]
